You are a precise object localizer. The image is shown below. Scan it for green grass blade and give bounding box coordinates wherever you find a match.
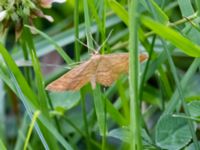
[38,115,73,150]
[74,0,80,61]
[157,66,173,99]
[107,0,128,25]
[83,0,93,49]
[106,98,128,126]
[23,111,40,150]
[98,0,106,54]
[0,82,5,142]
[141,16,200,57]
[7,67,50,150]
[24,25,73,64]
[83,0,106,142]
[129,0,142,149]
[107,0,152,53]
[195,0,200,16]
[0,43,73,150]
[13,15,122,61]
[0,43,38,107]
[88,0,103,35]
[0,139,6,150]
[14,114,29,150]
[167,58,200,112]
[93,85,106,135]
[22,28,49,114]
[178,0,194,16]
[162,41,200,149]
[116,79,129,120]
[80,88,91,150]
[10,68,73,150]
[22,28,61,150]
[145,0,169,24]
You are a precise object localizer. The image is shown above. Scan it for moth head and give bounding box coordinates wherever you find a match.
[91,50,99,55]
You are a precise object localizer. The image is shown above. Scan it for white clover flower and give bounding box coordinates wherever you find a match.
[0,10,7,22]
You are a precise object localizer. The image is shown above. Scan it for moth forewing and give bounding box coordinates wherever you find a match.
[46,59,96,91]
[46,52,148,92]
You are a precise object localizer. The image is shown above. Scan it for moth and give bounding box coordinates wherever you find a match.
[46,52,148,91]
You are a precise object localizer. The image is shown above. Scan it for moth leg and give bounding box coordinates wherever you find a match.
[90,75,96,89]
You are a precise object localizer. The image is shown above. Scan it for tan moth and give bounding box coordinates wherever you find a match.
[46,53,148,91]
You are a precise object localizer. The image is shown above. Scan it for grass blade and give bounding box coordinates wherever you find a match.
[24,25,73,64]
[23,111,40,150]
[74,0,80,62]
[0,139,6,150]
[162,41,200,149]
[141,16,200,57]
[128,0,142,149]
[0,43,73,150]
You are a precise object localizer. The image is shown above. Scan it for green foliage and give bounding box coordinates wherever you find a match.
[0,139,6,150]
[0,0,200,150]
[156,114,192,150]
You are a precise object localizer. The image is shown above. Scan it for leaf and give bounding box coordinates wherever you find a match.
[108,127,130,143]
[0,139,6,150]
[156,114,192,150]
[108,128,155,148]
[25,25,73,64]
[107,0,128,25]
[163,58,200,114]
[178,0,194,16]
[141,0,169,24]
[93,85,105,135]
[13,15,122,61]
[186,142,200,150]
[105,97,128,126]
[0,43,73,150]
[178,0,200,45]
[141,16,200,57]
[108,0,169,26]
[188,101,200,117]
[50,91,80,110]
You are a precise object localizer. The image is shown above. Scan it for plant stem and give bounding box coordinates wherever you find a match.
[128,0,142,149]
[102,92,107,150]
[80,91,91,150]
[139,35,156,100]
[74,0,80,62]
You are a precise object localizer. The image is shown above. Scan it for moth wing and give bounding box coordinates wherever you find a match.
[106,53,129,74]
[46,60,96,91]
[95,58,114,86]
[100,52,148,77]
[96,54,129,86]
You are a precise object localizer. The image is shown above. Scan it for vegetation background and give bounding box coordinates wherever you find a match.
[0,0,200,150]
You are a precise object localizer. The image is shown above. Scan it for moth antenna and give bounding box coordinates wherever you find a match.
[75,38,96,53]
[97,30,113,52]
[15,60,72,69]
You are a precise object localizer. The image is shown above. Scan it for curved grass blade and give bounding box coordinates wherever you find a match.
[141,16,200,57]
[0,43,73,150]
[0,139,6,150]
[24,25,73,64]
[23,111,41,150]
